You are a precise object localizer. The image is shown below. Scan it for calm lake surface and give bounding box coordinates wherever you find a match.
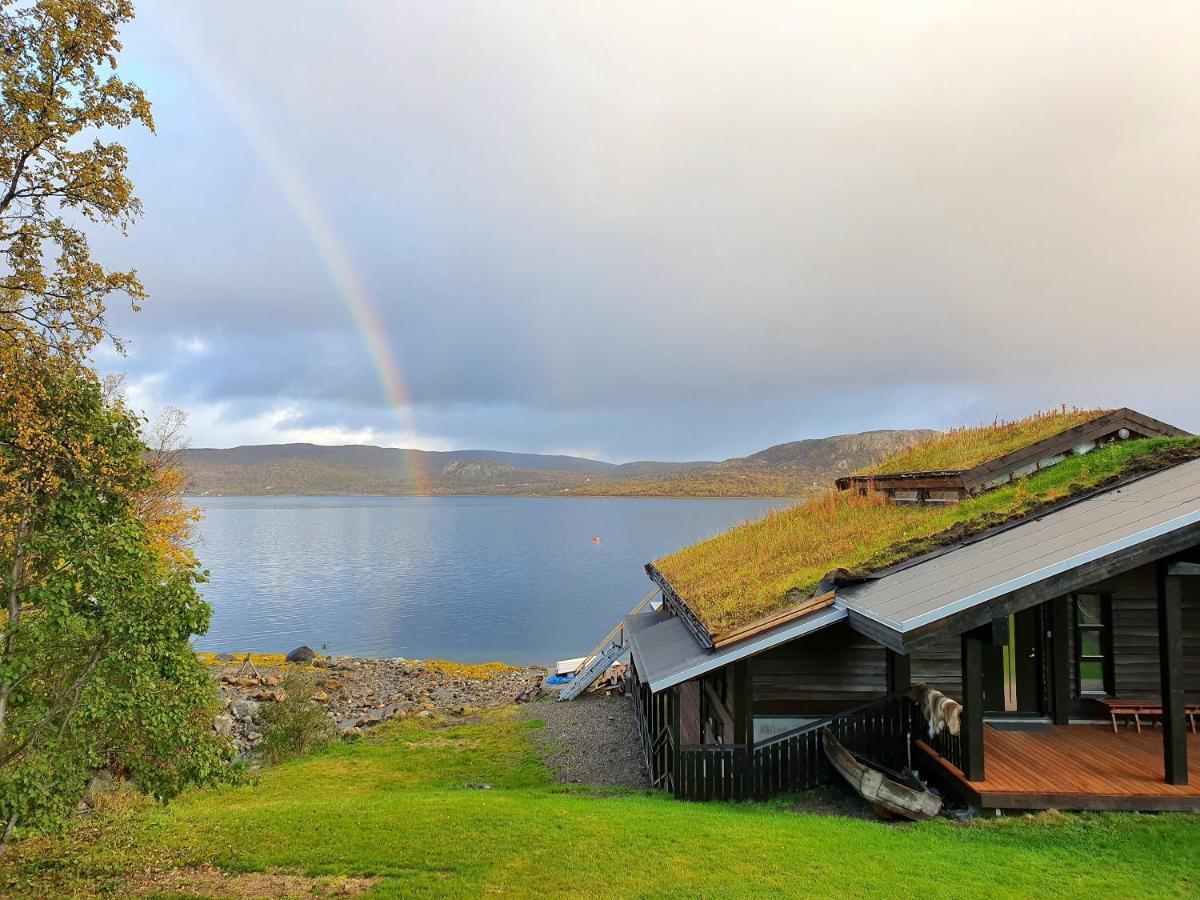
[190,496,792,664]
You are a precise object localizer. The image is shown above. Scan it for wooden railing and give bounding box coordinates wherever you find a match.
[752,723,827,796]
[828,694,916,772]
[676,745,747,801]
[918,716,964,774]
[633,682,960,803]
[750,693,918,797]
[629,660,675,793]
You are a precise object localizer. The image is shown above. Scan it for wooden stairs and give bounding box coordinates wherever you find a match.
[557,590,658,701]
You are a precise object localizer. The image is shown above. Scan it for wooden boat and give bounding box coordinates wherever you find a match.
[822,730,942,821]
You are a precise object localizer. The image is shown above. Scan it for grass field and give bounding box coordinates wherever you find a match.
[656,436,1200,635]
[3,707,1197,898]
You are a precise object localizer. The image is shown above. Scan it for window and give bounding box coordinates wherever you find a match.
[1074,593,1114,696]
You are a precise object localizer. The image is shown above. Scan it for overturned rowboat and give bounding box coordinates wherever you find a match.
[822,730,942,821]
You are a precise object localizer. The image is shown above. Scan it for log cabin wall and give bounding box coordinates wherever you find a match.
[910,635,963,698]
[678,680,702,745]
[739,560,1199,722]
[751,621,887,716]
[1088,563,1200,700]
[902,566,1200,708]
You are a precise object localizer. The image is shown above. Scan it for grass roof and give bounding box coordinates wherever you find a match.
[655,435,1200,639]
[859,408,1109,475]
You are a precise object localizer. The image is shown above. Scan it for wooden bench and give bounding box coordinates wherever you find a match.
[1098,699,1198,734]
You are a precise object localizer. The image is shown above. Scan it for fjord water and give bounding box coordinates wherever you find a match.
[190,495,791,664]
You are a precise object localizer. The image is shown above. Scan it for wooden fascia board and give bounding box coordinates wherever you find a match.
[837,473,966,492]
[837,409,1188,494]
[709,591,836,649]
[845,609,906,653]
[963,409,1190,490]
[1119,408,1190,438]
[963,411,1123,486]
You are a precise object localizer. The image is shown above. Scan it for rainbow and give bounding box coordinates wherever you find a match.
[153,17,431,493]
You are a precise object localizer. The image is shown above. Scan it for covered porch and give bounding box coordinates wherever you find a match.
[899,556,1200,811]
[917,723,1200,811]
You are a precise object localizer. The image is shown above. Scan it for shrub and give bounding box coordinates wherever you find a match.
[257,674,335,765]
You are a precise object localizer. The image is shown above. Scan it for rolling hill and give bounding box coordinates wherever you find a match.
[180,429,936,498]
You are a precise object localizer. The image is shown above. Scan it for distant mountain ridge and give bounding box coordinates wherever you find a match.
[182,443,616,473]
[181,429,937,498]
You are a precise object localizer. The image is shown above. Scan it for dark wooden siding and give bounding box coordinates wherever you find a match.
[736,560,1199,721]
[1090,564,1200,700]
[911,634,962,699]
[751,622,886,715]
[1112,596,1163,697]
[1191,592,1199,700]
[678,680,701,745]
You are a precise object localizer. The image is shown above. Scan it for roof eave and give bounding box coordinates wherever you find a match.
[643,604,848,692]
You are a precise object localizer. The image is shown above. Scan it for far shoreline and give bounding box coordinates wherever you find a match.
[184,492,808,502]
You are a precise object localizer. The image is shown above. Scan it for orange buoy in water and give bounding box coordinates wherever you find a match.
[592,536,601,544]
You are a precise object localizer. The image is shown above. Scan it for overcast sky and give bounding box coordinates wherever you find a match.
[93,2,1200,461]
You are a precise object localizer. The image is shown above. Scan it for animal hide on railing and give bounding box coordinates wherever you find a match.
[908,683,962,738]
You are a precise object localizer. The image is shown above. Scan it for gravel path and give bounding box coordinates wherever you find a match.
[522,692,649,789]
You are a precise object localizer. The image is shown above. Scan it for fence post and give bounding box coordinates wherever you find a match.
[733,660,754,800]
[670,686,681,798]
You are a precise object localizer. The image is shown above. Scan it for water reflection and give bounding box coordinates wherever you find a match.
[190,495,793,664]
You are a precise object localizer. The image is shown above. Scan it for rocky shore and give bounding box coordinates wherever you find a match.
[208,650,548,755]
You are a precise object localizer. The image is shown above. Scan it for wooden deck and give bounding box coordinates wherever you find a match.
[917,724,1200,811]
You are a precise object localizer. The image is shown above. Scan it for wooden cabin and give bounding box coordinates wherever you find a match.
[625,410,1200,811]
[835,408,1186,505]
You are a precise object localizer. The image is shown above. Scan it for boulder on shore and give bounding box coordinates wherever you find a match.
[229,699,260,721]
[285,645,316,664]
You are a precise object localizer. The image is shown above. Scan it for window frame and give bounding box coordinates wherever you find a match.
[1073,592,1115,697]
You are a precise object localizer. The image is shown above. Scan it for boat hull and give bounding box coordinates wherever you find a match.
[823,731,942,821]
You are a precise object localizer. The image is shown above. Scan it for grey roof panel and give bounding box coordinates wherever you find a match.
[625,608,707,689]
[838,458,1200,633]
[879,496,1200,620]
[627,603,846,692]
[864,479,1200,620]
[872,501,1178,619]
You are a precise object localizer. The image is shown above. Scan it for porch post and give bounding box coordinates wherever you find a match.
[1157,562,1188,785]
[667,686,686,801]
[1049,596,1071,726]
[961,632,986,782]
[732,660,754,800]
[886,649,911,695]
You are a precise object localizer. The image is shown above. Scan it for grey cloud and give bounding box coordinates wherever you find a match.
[92,2,1200,457]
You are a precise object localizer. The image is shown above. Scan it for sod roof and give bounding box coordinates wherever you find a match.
[859,408,1109,476]
[653,434,1200,641]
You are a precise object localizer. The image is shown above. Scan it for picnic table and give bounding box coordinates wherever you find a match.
[1098,698,1198,734]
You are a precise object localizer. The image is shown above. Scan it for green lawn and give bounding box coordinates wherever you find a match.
[4,708,1197,898]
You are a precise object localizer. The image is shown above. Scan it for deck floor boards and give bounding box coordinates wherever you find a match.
[917,724,1200,811]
